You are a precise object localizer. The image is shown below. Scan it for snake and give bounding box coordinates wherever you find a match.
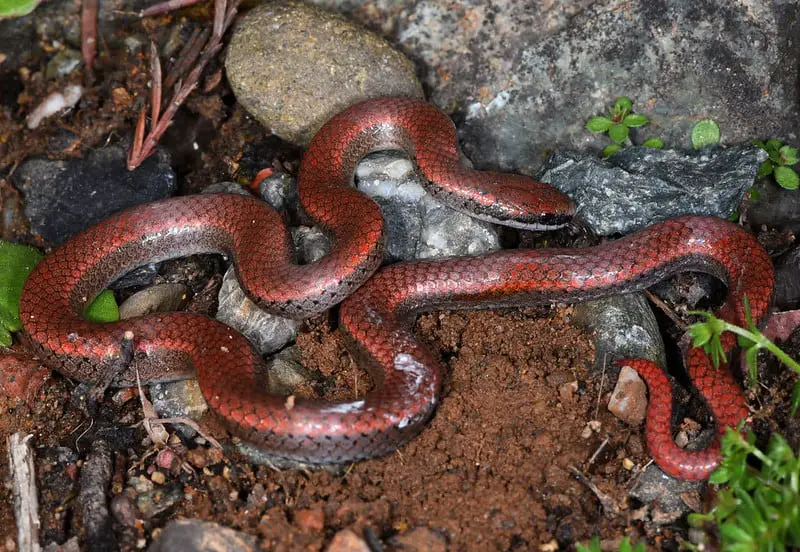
[18,97,774,480]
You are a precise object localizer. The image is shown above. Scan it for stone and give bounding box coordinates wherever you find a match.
[537,146,766,236]
[12,144,175,244]
[225,1,423,145]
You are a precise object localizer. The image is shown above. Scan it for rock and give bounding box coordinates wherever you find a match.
[135,485,183,519]
[572,295,666,375]
[148,519,256,552]
[45,48,82,79]
[743,178,800,234]
[326,529,370,552]
[536,146,766,236]
[150,379,208,436]
[12,144,175,244]
[258,171,298,215]
[225,1,423,145]
[266,346,318,396]
[216,266,297,356]
[607,365,647,425]
[356,151,501,261]
[291,226,331,264]
[390,527,448,552]
[201,181,251,196]
[773,245,800,310]
[390,1,800,173]
[629,464,704,524]
[118,284,190,320]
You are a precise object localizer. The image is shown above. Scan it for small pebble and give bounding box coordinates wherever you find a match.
[151,471,166,485]
[622,458,635,470]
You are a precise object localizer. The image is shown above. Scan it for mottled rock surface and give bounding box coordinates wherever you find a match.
[226,1,423,145]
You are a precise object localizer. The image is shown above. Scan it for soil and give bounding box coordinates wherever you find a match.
[0,3,798,552]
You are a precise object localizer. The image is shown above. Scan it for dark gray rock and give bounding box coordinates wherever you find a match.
[13,144,175,244]
[148,520,256,552]
[743,178,800,234]
[630,464,704,524]
[572,294,666,375]
[537,146,766,235]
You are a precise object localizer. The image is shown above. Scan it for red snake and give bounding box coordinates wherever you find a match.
[19,97,774,480]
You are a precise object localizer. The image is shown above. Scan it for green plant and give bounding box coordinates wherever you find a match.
[691,119,721,149]
[687,296,800,415]
[687,429,800,551]
[754,139,799,190]
[0,0,41,18]
[585,96,663,157]
[576,536,645,552]
[0,240,119,347]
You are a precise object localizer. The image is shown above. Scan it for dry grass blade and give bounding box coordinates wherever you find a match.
[139,0,204,18]
[127,0,242,170]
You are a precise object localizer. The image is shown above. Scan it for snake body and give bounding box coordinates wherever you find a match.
[19,97,774,479]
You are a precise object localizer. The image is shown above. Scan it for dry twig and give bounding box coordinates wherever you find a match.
[140,0,206,18]
[127,0,241,170]
[81,0,98,76]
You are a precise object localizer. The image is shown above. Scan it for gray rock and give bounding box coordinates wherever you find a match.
[356,151,501,261]
[259,171,298,214]
[150,379,208,431]
[743,177,800,234]
[118,284,190,320]
[265,346,318,396]
[291,226,331,264]
[630,464,704,524]
[201,181,251,196]
[225,1,423,145]
[537,146,766,235]
[45,48,82,79]
[216,266,297,356]
[572,294,666,375]
[391,0,800,173]
[148,520,257,552]
[12,144,175,244]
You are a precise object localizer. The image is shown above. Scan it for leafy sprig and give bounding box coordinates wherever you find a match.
[687,295,800,415]
[576,536,645,552]
[754,139,799,190]
[686,429,800,551]
[585,96,663,157]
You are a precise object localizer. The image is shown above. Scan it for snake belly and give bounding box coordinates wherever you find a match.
[19,97,773,478]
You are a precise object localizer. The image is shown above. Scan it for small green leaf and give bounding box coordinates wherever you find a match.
[792,381,800,416]
[689,322,713,347]
[602,144,623,157]
[83,290,119,323]
[752,139,766,149]
[622,113,648,127]
[608,123,629,143]
[586,116,613,132]
[0,241,43,344]
[744,346,759,387]
[746,186,760,200]
[779,145,798,166]
[757,160,774,177]
[691,119,721,149]
[642,137,664,149]
[775,166,799,190]
[0,0,42,18]
[614,96,633,113]
[709,465,731,484]
[765,138,783,151]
